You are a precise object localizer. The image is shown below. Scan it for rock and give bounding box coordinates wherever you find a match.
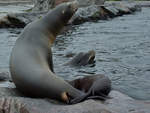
[0,88,149,113]
[70,2,141,25]
[70,5,101,25]
[111,3,132,15]
[101,5,119,17]
[55,0,69,6]
[32,0,105,12]
[69,0,105,7]
[0,88,21,97]
[0,14,26,28]
[0,72,10,81]
[0,97,39,113]
[0,97,112,113]
[0,0,32,5]
[70,5,114,25]
[0,81,15,88]
[105,1,141,12]
[0,2,141,28]
[106,91,150,113]
[32,0,55,12]
[136,1,150,7]
[0,12,46,28]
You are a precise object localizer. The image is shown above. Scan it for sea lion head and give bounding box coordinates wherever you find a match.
[69,50,96,66]
[59,1,78,24]
[85,50,96,65]
[43,1,78,37]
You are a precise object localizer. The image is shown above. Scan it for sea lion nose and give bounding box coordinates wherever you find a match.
[68,0,78,12]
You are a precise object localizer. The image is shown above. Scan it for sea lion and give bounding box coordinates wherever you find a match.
[65,50,96,66]
[68,74,111,104]
[9,1,86,104]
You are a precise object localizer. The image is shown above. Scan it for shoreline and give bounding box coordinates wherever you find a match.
[0,0,33,5]
[105,1,150,7]
[0,1,150,6]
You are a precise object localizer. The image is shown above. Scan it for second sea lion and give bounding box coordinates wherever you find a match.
[68,74,111,104]
[65,50,96,67]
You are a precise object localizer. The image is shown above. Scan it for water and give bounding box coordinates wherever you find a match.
[0,7,150,100]
[0,4,33,17]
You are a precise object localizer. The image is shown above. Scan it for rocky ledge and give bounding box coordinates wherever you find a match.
[0,72,149,113]
[0,1,141,28]
[0,86,149,113]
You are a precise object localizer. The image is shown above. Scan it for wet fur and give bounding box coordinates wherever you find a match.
[9,2,85,104]
[68,74,111,104]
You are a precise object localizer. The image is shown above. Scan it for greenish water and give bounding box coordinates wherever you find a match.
[0,7,150,100]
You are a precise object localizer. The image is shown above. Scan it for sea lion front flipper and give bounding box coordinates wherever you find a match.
[48,48,54,73]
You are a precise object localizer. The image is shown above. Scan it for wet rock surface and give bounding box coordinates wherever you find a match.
[0,87,149,113]
[0,1,141,28]
[0,72,149,112]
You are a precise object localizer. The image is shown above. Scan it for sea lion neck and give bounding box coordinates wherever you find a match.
[42,1,78,38]
[42,11,65,37]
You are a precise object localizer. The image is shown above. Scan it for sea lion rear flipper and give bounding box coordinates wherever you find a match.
[69,94,88,104]
[87,94,111,100]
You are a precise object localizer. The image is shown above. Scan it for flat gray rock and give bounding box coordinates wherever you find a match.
[0,87,149,113]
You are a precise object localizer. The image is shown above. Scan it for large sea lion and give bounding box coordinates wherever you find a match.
[9,1,111,104]
[9,1,86,104]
